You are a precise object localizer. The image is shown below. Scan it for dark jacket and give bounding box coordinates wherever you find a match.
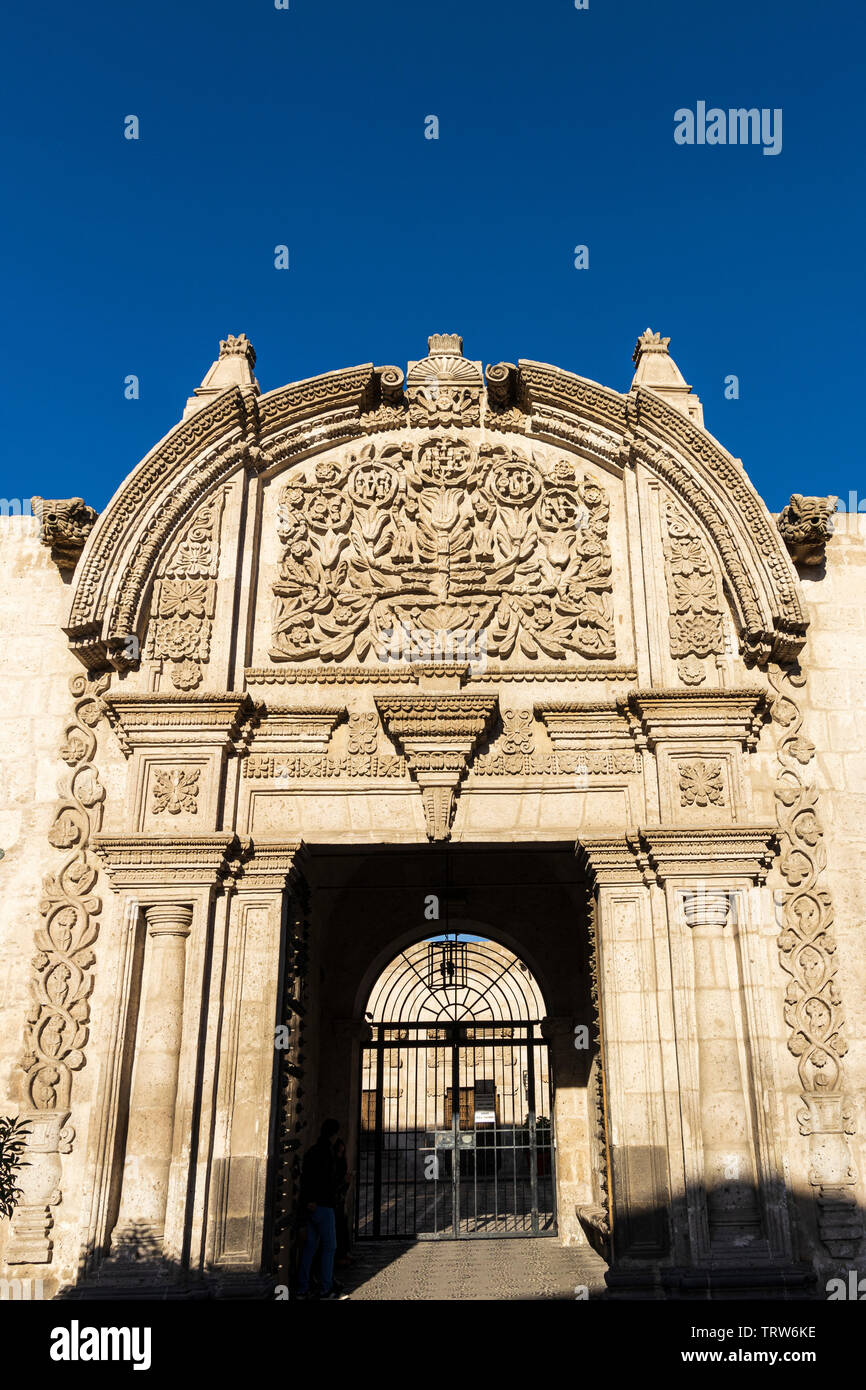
[299,1138,339,1208]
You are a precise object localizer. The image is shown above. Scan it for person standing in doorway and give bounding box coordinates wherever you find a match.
[296,1118,347,1300]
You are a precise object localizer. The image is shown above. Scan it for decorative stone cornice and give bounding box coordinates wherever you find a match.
[620,688,768,750]
[103,692,263,756]
[638,826,777,883]
[32,496,98,570]
[777,494,838,567]
[251,705,345,754]
[235,839,309,892]
[577,832,649,887]
[92,833,246,890]
[375,693,498,840]
[578,826,777,887]
[535,701,633,751]
[245,664,638,687]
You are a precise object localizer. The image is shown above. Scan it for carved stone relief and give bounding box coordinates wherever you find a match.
[7,672,109,1264]
[270,438,615,666]
[152,768,201,815]
[661,499,725,685]
[770,664,862,1256]
[678,759,724,808]
[145,489,227,689]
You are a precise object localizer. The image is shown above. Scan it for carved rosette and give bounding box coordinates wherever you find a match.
[661,500,725,685]
[8,672,109,1264]
[375,693,498,840]
[271,437,615,666]
[144,489,226,689]
[770,664,862,1256]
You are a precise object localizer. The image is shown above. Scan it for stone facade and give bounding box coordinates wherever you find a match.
[0,330,863,1298]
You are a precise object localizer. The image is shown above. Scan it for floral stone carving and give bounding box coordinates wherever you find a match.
[770,663,862,1256]
[679,759,724,807]
[271,438,615,665]
[145,489,226,689]
[152,768,200,815]
[662,500,725,685]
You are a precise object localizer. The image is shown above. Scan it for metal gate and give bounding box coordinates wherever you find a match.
[356,939,556,1239]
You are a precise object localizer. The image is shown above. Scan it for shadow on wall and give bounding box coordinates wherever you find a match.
[47,1173,866,1302]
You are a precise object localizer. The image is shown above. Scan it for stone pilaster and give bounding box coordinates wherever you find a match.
[109,904,193,1260]
[682,888,763,1249]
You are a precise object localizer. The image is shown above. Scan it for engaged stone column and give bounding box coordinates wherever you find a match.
[111,903,193,1258]
[683,889,762,1248]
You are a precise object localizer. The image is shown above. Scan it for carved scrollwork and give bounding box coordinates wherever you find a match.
[270,438,615,666]
[661,500,725,685]
[20,673,109,1114]
[770,663,862,1256]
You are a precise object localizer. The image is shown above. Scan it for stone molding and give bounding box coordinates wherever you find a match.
[92,833,246,891]
[621,688,768,750]
[245,663,638,686]
[234,839,309,892]
[103,692,263,756]
[578,826,777,887]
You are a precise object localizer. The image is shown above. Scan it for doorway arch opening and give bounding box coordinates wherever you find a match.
[357,935,555,1240]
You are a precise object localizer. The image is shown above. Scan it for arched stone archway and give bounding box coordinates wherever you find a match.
[3,330,858,1299]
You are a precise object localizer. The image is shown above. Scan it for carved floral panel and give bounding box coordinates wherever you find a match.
[269,438,616,665]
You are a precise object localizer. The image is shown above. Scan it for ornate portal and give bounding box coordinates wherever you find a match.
[0,329,861,1305]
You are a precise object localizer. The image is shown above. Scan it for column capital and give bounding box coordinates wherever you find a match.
[235,839,309,892]
[144,903,194,937]
[578,827,777,888]
[680,888,732,930]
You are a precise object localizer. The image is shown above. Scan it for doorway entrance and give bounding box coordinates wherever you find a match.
[356,937,555,1240]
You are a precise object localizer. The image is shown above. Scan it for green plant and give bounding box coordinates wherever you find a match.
[0,1115,30,1219]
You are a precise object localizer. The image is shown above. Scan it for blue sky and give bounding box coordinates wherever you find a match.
[2,0,863,511]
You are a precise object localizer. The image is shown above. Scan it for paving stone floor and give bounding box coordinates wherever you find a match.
[342,1237,608,1300]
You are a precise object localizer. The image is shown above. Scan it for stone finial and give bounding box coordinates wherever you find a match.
[219,332,257,368]
[32,496,98,570]
[777,494,838,566]
[632,328,671,365]
[427,333,464,356]
[630,327,704,428]
[184,332,260,419]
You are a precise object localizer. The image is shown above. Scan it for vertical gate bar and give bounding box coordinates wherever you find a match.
[372,1029,384,1238]
[451,1025,460,1237]
[527,1031,539,1233]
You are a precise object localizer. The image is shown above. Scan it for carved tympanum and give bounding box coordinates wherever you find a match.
[270,438,615,666]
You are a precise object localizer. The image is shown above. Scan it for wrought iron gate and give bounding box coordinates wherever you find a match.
[356,939,556,1239]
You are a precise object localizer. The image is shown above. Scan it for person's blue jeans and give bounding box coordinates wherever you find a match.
[297,1205,337,1295]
